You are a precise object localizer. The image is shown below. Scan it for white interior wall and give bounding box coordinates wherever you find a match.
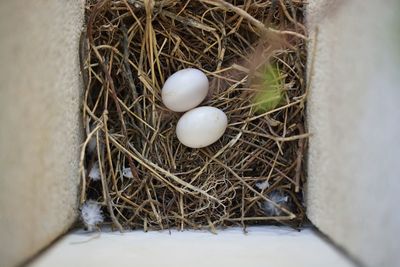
[306,1,400,266]
[0,1,84,266]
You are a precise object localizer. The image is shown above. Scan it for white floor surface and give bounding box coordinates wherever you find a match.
[30,226,355,267]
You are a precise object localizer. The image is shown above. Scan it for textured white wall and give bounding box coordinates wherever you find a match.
[306,0,400,266]
[0,1,84,266]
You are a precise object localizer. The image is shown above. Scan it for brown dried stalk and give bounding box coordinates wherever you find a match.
[80,0,308,231]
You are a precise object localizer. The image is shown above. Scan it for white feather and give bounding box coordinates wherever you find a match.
[262,191,289,216]
[87,137,97,153]
[255,180,270,190]
[122,167,134,178]
[81,201,103,231]
[88,162,101,181]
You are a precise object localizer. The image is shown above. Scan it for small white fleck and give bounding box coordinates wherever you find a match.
[88,162,101,181]
[87,137,97,153]
[122,167,134,178]
[80,201,103,231]
[262,191,289,216]
[255,180,270,190]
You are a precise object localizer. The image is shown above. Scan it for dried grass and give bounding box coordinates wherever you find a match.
[80,0,308,231]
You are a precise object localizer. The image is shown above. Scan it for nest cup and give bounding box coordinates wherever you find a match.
[81,0,308,232]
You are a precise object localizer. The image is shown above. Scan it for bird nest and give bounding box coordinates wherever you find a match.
[80,0,308,232]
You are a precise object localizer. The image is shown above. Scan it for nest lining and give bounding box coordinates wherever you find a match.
[80,0,308,232]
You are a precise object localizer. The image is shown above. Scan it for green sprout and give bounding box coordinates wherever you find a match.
[253,65,285,114]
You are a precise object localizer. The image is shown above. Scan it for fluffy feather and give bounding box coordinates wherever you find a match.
[88,162,100,181]
[255,180,270,190]
[80,201,103,231]
[122,167,134,178]
[262,191,289,216]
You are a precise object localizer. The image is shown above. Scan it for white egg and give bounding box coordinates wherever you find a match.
[176,106,228,148]
[162,68,209,112]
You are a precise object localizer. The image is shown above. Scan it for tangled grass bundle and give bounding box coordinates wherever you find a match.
[80,0,308,231]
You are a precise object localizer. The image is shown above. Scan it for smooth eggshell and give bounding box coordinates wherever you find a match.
[162,68,209,112]
[176,106,228,148]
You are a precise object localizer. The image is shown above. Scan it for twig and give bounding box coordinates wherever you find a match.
[81,0,307,230]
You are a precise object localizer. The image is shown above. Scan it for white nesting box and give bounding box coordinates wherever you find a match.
[0,0,399,267]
